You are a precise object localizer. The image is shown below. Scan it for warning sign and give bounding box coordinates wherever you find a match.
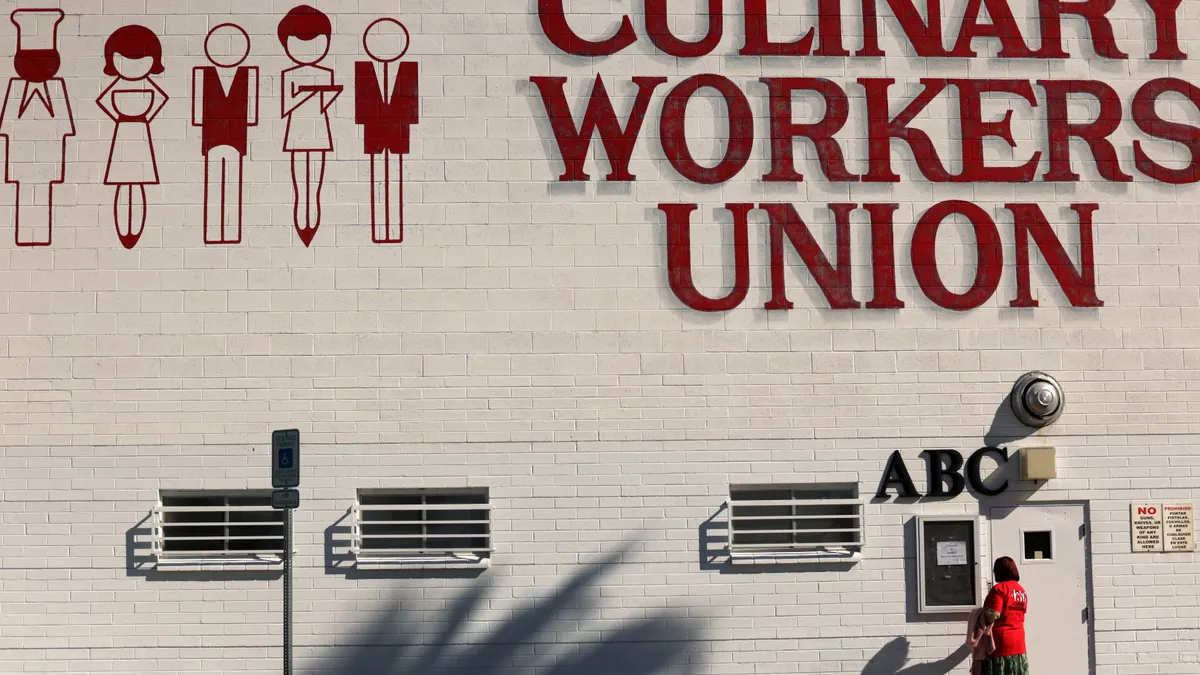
[1163,504,1195,553]
[1131,504,1164,553]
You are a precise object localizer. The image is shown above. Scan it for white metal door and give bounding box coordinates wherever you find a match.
[989,504,1090,674]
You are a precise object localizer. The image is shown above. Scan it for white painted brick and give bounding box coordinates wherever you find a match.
[0,1,1197,673]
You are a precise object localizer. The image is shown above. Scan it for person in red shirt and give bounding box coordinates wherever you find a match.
[978,556,1030,675]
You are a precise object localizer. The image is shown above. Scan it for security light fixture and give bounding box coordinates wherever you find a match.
[1010,372,1064,428]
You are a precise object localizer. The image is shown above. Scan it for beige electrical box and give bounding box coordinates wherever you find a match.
[1019,447,1057,481]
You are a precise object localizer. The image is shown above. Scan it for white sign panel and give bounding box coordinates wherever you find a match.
[1164,504,1196,553]
[936,541,969,566]
[1131,503,1164,552]
[272,489,300,510]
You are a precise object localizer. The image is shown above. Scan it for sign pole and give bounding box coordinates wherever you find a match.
[284,505,292,675]
[271,428,301,675]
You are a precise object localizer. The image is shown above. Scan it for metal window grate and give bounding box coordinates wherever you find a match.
[352,489,491,560]
[728,484,863,555]
[152,492,285,559]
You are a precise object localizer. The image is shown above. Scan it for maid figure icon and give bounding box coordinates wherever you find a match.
[0,9,75,247]
[96,25,168,249]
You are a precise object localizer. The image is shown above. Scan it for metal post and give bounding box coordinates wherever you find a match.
[284,506,293,675]
[271,428,300,675]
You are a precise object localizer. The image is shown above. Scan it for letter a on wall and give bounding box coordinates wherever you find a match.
[877,450,921,498]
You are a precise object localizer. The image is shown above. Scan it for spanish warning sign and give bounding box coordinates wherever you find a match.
[1163,504,1196,553]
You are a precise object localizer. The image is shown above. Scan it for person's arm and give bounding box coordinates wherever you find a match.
[981,586,1005,626]
[0,79,17,138]
[399,61,418,124]
[52,80,75,137]
[246,67,259,126]
[95,79,118,122]
[191,67,204,126]
[146,79,169,123]
[281,69,317,117]
[353,61,370,125]
[319,67,341,112]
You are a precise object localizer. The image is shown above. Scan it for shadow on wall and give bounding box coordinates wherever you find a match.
[306,541,701,675]
[862,637,970,675]
[984,393,1036,448]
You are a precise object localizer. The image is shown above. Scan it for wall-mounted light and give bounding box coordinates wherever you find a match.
[1010,371,1064,428]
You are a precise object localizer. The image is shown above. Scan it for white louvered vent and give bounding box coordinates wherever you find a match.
[352,489,491,563]
[152,492,285,561]
[728,484,864,559]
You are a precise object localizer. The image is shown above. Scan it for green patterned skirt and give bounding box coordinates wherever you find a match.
[980,654,1030,675]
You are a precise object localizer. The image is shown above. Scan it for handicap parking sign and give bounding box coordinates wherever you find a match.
[271,429,300,488]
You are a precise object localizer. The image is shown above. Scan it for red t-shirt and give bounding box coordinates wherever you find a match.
[985,581,1028,657]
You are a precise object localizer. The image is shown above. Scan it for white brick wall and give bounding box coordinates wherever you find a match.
[0,1,1198,673]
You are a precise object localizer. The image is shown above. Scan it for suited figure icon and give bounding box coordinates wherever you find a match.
[354,18,417,244]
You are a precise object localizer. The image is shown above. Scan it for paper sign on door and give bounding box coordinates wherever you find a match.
[936,541,968,566]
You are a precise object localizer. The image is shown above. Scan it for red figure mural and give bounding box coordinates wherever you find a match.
[0,9,74,247]
[355,17,418,244]
[278,5,340,247]
[192,23,259,245]
[96,25,168,250]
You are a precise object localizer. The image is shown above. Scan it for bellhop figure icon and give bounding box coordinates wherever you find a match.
[0,8,75,247]
[193,23,259,245]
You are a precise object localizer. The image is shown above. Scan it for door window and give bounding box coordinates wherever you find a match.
[1023,530,1053,561]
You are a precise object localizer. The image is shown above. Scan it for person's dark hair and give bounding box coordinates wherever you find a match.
[277,5,332,45]
[103,25,165,78]
[994,556,1020,582]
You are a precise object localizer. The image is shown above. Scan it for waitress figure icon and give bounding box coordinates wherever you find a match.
[0,9,75,247]
[278,5,341,247]
[96,25,168,249]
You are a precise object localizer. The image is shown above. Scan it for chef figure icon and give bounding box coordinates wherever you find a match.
[0,8,75,247]
[354,17,417,244]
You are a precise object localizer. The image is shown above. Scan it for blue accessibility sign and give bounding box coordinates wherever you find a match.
[271,429,300,488]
